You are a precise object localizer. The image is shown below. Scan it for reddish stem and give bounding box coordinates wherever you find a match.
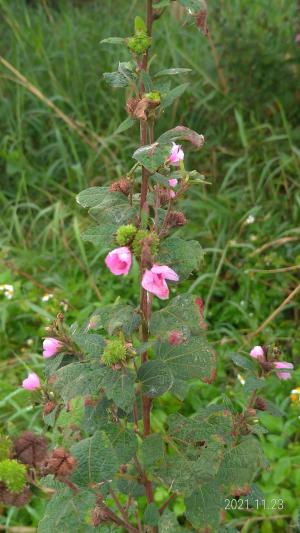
[138,0,155,507]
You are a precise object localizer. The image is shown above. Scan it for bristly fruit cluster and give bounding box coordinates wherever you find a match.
[4,1,294,532]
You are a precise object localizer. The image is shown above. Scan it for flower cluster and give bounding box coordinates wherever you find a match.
[250,345,294,380]
[103,144,183,299]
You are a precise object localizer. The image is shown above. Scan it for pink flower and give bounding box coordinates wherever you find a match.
[250,345,265,361]
[295,33,300,43]
[169,178,178,187]
[43,337,62,359]
[142,264,179,300]
[168,142,184,166]
[22,372,40,391]
[105,246,132,276]
[169,190,176,199]
[273,361,294,380]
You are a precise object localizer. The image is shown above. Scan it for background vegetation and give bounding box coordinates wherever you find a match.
[0,0,300,530]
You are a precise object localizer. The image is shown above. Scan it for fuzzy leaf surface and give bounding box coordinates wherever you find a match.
[71,431,118,486]
[153,335,216,383]
[158,237,203,280]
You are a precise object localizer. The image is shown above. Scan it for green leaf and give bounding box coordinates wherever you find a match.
[170,378,190,400]
[178,0,205,15]
[151,172,173,186]
[100,37,125,45]
[38,488,96,533]
[228,352,257,372]
[168,406,234,446]
[160,83,189,109]
[117,477,145,497]
[103,71,129,87]
[89,304,141,336]
[157,126,205,148]
[102,368,135,411]
[158,510,183,533]
[185,481,223,530]
[155,68,192,77]
[104,425,138,464]
[150,293,201,338]
[153,335,216,383]
[114,116,136,135]
[71,431,118,486]
[54,362,104,401]
[76,187,136,248]
[145,503,160,526]
[133,143,170,173]
[244,375,265,393]
[71,328,105,358]
[157,237,203,280]
[140,434,165,468]
[215,436,264,492]
[138,360,173,398]
[155,440,224,495]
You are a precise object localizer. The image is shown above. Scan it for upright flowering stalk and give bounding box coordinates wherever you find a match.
[11,2,293,532]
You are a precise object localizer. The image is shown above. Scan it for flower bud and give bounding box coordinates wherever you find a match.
[116,224,137,246]
[127,32,151,55]
[102,339,127,366]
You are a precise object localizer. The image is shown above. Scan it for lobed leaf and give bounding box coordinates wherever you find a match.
[150,293,201,338]
[89,304,141,336]
[71,431,118,486]
[38,488,97,533]
[153,335,216,383]
[157,237,203,280]
[137,360,173,398]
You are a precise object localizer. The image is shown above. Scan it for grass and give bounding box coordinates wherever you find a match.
[0,0,300,530]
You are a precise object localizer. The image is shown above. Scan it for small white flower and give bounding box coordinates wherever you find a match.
[245,214,255,225]
[42,293,53,302]
[0,284,14,299]
[26,339,34,346]
[250,234,257,242]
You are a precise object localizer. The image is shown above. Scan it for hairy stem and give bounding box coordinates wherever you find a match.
[138,1,155,508]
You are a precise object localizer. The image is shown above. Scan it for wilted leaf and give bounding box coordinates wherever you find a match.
[157,125,205,148]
